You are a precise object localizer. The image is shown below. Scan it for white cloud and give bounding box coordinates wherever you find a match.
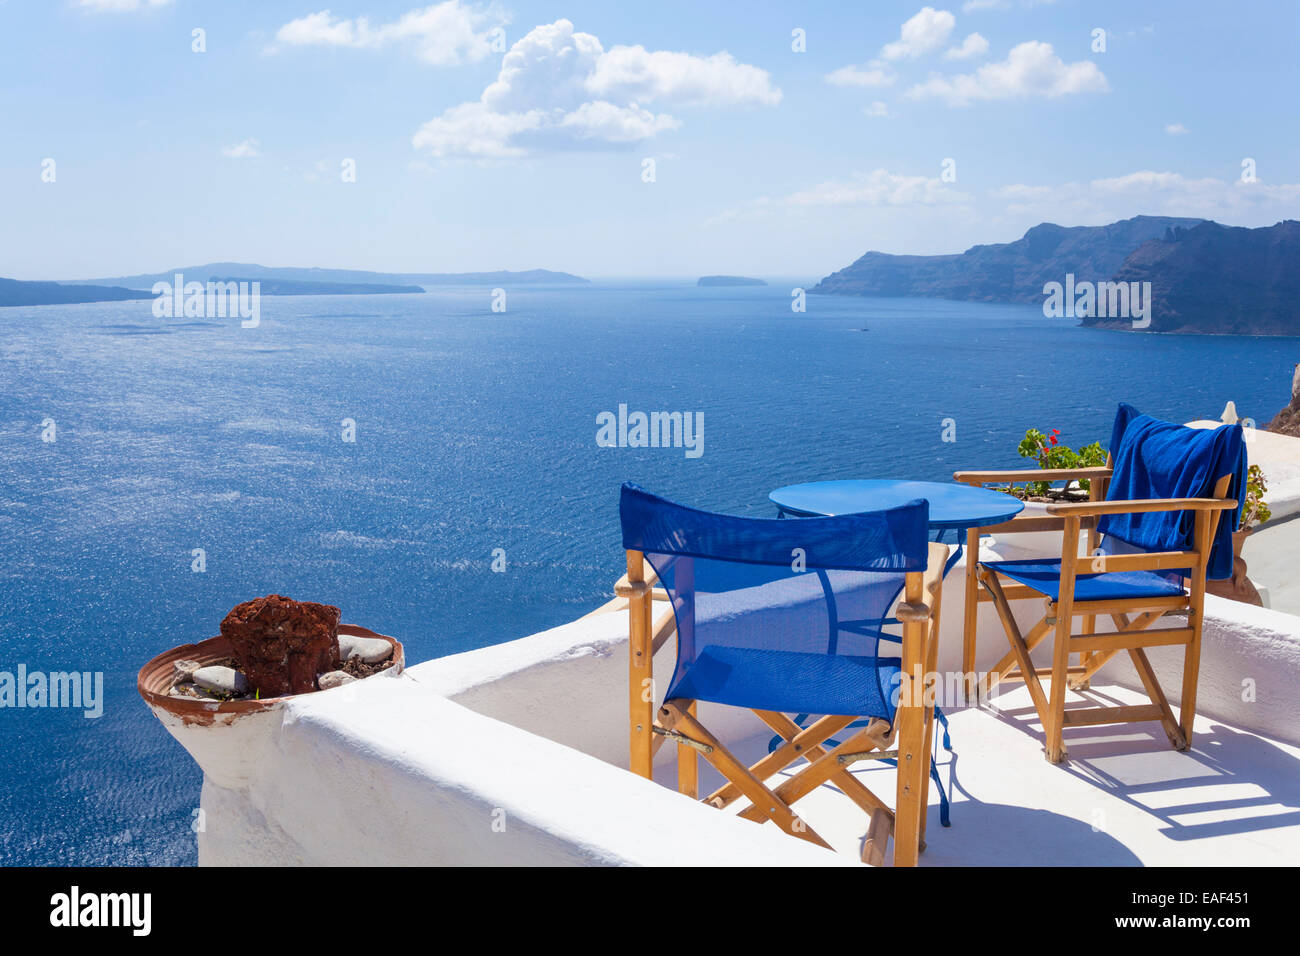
[787,169,970,207]
[990,169,1300,222]
[271,2,506,66]
[705,168,969,227]
[1090,170,1220,195]
[559,101,681,143]
[1164,123,1188,136]
[587,45,782,107]
[221,139,261,159]
[881,7,956,61]
[78,0,172,10]
[907,41,1109,105]
[826,8,956,92]
[413,19,780,160]
[944,32,989,60]
[825,62,896,88]
[988,183,1058,201]
[864,101,891,118]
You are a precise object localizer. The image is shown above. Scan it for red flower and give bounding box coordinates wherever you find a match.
[1049,435,1058,446]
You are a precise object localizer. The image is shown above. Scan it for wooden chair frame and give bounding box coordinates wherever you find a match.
[954,459,1236,762]
[616,542,949,866]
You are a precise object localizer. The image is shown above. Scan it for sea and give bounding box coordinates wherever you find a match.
[1,281,1296,864]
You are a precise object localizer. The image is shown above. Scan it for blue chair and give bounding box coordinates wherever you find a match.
[955,404,1246,763]
[617,482,949,866]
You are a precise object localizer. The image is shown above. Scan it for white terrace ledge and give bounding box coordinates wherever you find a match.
[187,423,1300,867]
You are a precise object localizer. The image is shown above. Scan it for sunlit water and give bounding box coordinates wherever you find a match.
[1,282,1295,864]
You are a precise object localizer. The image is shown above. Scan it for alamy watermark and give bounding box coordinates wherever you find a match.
[1,665,104,718]
[152,272,260,328]
[1042,273,1152,329]
[50,886,150,936]
[596,403,703,459]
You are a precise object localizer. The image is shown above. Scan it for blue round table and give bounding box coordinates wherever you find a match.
[769,478,1022,532]
[769,479,1023,573]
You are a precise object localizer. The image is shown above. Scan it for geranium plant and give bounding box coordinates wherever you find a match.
[1242,464,1271,531]
[1015,428,1107,497]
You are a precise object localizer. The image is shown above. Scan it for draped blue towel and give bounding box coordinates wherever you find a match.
[1100,403,1246,581]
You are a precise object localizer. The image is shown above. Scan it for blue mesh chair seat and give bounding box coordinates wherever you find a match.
[982,559,1188,603]
[618,482,950,866]
[672,646,901,719]
[954,403,1245,764]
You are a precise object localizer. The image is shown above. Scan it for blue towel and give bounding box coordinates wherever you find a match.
[1100,404,1246,580]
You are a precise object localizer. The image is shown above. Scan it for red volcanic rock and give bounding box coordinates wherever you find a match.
[1266,364,1300,438]
[220,595,341,697]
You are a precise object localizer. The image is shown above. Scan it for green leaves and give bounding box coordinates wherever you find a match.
[1015,429,1106,496]
[1244,463,1271,529]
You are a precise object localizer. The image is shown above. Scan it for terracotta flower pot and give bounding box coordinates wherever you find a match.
[138,624,403,789]
[1206,528,1263,607]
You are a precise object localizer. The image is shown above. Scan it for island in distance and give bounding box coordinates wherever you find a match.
[209,277,425,296]
[0,277,151,308]
[698,275,767,287]
[1,264,590,307]
[72,264,589,290]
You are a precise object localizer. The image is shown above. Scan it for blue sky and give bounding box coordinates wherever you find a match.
[2,0,1298,279]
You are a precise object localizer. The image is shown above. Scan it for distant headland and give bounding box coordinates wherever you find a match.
[209,277,425,296]
[72,264,590,291]
[0,264,589,307]
[812,215,1300,335]
[0,277,151,308]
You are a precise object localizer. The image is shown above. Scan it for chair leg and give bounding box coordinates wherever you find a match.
[1127,647,1186,750]
[1075,650,1093,690]
[659,700,833,850]
[1180,611,1204,749]
[980,614,1052,701]
[1044,613,1074,763]
[1070,607,1167,688]
[1045,519,1081,763]
[749,712,891,818]
[862,807,892,866]
[677,701,698,797]
[755,722,892,814]
[893,704,928,867]
[962,527,980,680]
[982,571,1052,719]
[626,550,654,778]
[917,615,942,852]
[705,713,855,809]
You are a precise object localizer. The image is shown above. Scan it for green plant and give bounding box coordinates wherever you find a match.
[1243,464,1271,530]
[1016,428,1107,496]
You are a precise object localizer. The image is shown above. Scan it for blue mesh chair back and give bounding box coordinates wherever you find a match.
[619,482,929,724]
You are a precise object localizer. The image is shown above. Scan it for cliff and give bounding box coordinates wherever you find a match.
[812,215,1204,304]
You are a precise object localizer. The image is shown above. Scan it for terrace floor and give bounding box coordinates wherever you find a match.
[651,683,1300,866]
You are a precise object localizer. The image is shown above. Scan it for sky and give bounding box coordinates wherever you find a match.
[2,0,1298,280]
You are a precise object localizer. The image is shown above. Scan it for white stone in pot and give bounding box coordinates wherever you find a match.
[192,665,250,696]
[337,634,392,664]
[173,659,201,680]
[318,670,357,690]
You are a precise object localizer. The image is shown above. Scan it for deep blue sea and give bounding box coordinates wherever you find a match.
[2,282,1297,864]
